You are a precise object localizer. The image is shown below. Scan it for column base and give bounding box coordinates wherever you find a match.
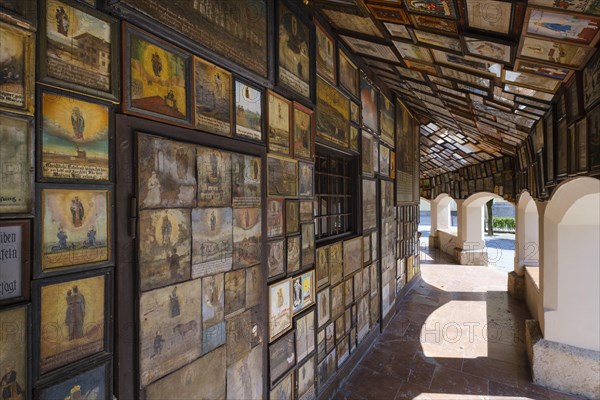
[455,249,488,266]
[507,271,525,300]
[526,320,600,399]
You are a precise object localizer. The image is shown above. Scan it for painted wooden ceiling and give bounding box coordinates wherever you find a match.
[311,0,600,178]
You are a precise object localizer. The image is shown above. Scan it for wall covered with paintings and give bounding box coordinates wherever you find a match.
[0,0,423,399]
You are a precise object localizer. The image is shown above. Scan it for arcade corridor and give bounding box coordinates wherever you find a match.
[333,247,586,400]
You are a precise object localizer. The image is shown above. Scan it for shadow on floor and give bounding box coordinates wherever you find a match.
[332,247,585,400]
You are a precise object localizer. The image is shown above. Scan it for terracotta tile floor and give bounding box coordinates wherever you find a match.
[333,247,586,400]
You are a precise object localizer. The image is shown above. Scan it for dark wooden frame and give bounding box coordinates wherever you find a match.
[275,0,316,105]
[267,197,286,240]
[298,161,315,199]
[38,0,120,102]
[269,328,296,387]
[34,357,113,400]
[114,113,267,399]
[565,73,585,124]
[315,18,337,85]
[0,0,36,28]
[461,33,514,65]
[34,183,114,279]
[36,85,115,184]
[292,102,315,162]
[122,22,194,128]
[459,0,523,40]
[233,77,266,145]
[267,90,293,157]
[267,238,287,282]
[32,268,113,381]
[0,303,30,398]
[0,219,31,305]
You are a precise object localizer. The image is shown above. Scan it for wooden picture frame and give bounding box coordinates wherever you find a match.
[267,197,285,239]
[35,184,113,278]
[234,78,265,144]
[583,48,600,111]
[361,74,379,133]
[0,219,31,306]
[402,0,457,19]
[518,36,591,69]
[316,287,331,328]
[367,4,409,24]
[315,19,336,84]
[556,118,568,177]
[39,0,120,102]
[588,103,600,173]
[299,199,314,223]
[269,278,293,342]
[0,0,36,27]
[35,359,113,399]
[292,269,315,315]
[315,77,350,149]
[0,21,34,115]
[523,6,600,47]
[37,86,114,184]
[276,0,314,103]
[193,56,233,137]
[410,14,458,33]
[269,329,296,385]
[565,73,584,124]
[267,155,298,198]
[122,23,193,127]
[463,35,513,64]
[286,199,300,235]
[268,239,286,281]
[513,58,573,81]
[293,102,315,162]
[463,0,515,36]
[33,268,113,379]
[267,90,292,156]
[298,161,315,198]
[0,111,34,216]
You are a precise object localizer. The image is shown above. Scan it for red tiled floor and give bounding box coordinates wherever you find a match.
[332,247,587,400]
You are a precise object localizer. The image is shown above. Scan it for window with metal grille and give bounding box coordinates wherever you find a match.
[314,147,358,241]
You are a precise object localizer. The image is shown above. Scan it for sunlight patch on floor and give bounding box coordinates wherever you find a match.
[420,301,488,359]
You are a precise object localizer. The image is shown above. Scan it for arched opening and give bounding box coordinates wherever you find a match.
[459,192,515,266]
[543,177,600,351]
[516,191,539,271]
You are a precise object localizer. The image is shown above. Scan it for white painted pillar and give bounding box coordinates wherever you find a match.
[515,194,540,275]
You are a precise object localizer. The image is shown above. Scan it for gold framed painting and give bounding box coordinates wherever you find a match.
[194,57,232,137]
[501,70,561,94]
[0,21,34,115]
[123,23,193,127]
[267,90,292,156]
[463,36,513,64]
[40,0,120,101]
[402,0,457,19]
[38,185,111,274]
